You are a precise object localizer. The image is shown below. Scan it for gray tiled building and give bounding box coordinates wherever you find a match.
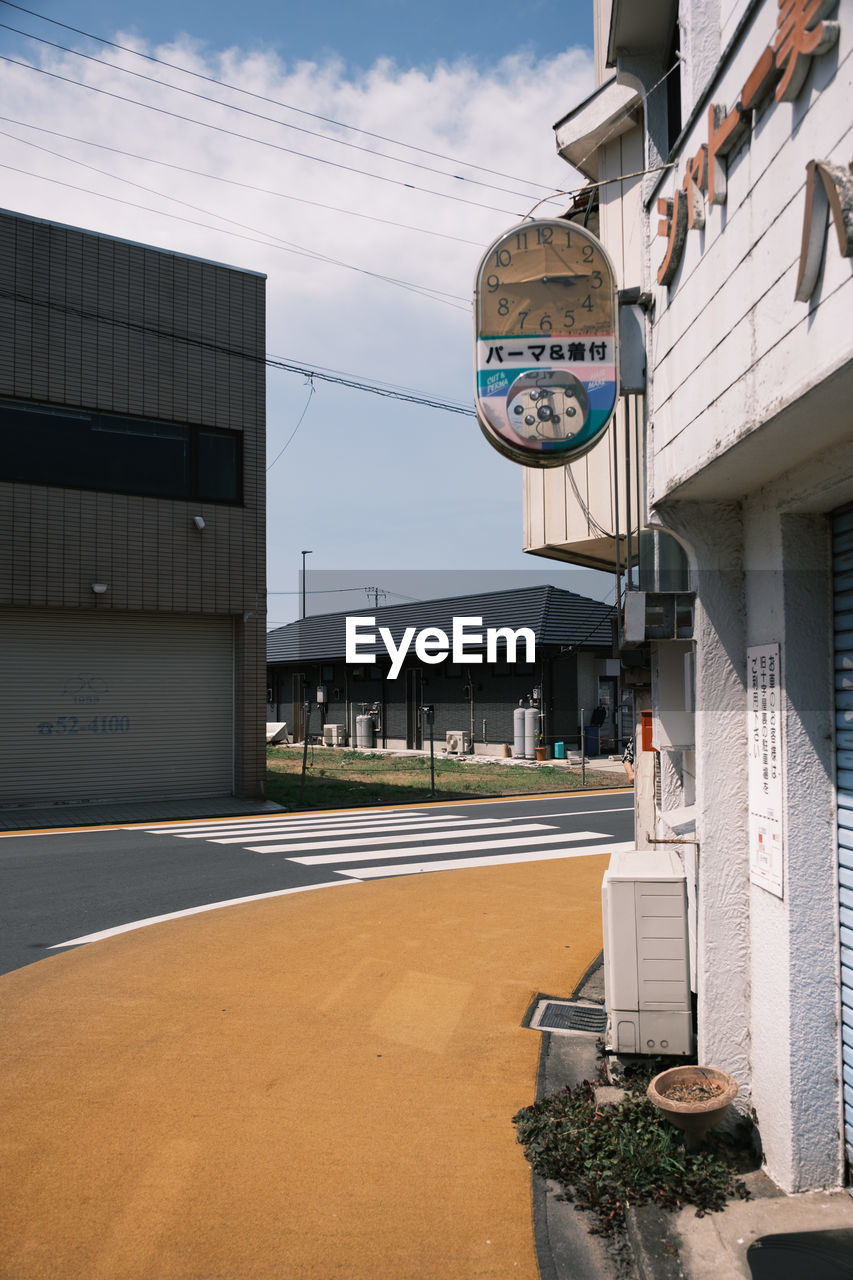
[0,208,267,805]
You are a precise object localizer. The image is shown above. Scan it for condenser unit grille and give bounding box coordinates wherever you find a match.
[530,999,607,1034]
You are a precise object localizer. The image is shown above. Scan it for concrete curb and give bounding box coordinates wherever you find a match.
[624,1204,688,1280]
[528,953,640,1280]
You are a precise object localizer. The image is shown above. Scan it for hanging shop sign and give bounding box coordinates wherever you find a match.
[657,0,845,294]
[474,219,619,468]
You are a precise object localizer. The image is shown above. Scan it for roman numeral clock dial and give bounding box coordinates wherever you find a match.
[474,219,619,467]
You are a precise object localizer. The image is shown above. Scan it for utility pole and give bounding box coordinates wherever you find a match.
[299,699,311,806]
[422,705,436,798]
[301,550,312,619]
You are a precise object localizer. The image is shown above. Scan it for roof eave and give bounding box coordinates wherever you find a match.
[553,76,642,180]
[607,0,678,66]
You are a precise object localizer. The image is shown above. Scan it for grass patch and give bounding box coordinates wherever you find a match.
[265,745,623,810]
[512,1067,756,1235]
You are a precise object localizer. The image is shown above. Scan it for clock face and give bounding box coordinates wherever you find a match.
[477,221,615,338]
[473,219,619,468]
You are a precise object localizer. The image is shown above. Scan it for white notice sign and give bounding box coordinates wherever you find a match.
[747,643,784,898]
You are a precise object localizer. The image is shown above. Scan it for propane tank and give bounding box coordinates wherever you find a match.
[513,706,526,759]
[524,707,540,760]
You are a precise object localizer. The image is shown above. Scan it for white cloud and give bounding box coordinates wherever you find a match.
[0,33,598,608]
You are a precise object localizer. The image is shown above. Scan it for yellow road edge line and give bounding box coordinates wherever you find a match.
[1,788,632,837]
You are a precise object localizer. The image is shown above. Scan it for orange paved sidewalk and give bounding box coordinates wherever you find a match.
[0,854,610,1280]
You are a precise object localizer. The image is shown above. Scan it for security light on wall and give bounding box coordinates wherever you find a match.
[193,515,206,530]
[91,582,108,594]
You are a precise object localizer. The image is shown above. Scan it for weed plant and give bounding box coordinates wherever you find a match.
[266,745,622,810]
[513,1070,754,1234]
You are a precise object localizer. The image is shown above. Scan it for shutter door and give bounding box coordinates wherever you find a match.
[0,610,234,804]
[833,507,853,1171]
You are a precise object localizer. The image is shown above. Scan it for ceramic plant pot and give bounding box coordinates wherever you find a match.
[535,746,547,761]
[647,1065,738,1151]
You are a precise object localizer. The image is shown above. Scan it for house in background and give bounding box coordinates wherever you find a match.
[0,207,267,805]
[267,585,623,754]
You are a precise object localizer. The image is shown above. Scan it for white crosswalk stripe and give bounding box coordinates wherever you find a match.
[244,821,557,855]
[143,812,446,837]
[209,817,509,844]
[285,829,608,864]
[142,808,628,880]
[343,842,636,878]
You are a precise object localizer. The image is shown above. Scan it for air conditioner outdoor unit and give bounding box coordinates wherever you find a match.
[445,730,471,754]
[622,591,695,644]
[601,849,694,1056]
[323,723,346,747]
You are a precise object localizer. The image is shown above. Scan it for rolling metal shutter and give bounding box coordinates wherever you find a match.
[833,507,853,1172]
[0,610,234,805]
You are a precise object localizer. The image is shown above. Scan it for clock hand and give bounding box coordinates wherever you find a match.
[540,274,590,286]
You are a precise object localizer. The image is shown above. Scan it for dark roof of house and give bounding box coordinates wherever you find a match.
[267,584,616,664]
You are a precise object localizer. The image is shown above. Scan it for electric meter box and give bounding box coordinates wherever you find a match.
[602,849,694,1056]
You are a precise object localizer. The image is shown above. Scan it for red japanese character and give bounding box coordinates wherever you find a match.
[774,0,840,102]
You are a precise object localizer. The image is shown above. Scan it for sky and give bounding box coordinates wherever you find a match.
[0,0,614,626]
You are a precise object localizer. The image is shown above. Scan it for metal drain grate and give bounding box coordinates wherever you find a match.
[532,1000,607,1034]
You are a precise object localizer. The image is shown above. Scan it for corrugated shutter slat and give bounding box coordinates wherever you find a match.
[0,609,234,803]
[834,509,853,1162]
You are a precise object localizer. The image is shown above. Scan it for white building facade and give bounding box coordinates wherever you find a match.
[524,0,853,1192]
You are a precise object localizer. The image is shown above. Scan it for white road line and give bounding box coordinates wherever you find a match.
[194,807,633,840]
[208,817,504,844]
[247,824,558,855]
[286,829,606,864]
[138,801,633,839]
[526,806,634,817]
[341,841,636,878]
[148,814,438,837]
[48,880,360,949]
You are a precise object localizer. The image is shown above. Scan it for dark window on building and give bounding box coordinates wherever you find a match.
[495,661,537,678]
[197,429,241,504]
[666,25,682,153]
[0,400,242,503]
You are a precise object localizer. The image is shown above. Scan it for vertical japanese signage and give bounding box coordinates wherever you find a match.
[747,642,784,897]
[655,0,844,295]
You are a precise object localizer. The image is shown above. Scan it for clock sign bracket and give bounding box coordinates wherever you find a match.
[473,218,620,469]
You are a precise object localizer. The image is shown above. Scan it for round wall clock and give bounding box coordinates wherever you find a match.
[474,218,620,467]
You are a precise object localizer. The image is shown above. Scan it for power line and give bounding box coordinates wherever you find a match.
[0,0,564,196]
[268,588,419,597]
[272,358,465,406]
[0,115,486,248]
[0,159,471,309]
[524,58,684,219]
[0,125,473,299]
[0,284,476,415]
[0,52,532,218]
[265,356,475,415]
[0,17,563,205]
[266,379,315,472]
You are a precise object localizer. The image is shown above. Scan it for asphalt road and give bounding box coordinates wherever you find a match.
[0,790,634,975]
